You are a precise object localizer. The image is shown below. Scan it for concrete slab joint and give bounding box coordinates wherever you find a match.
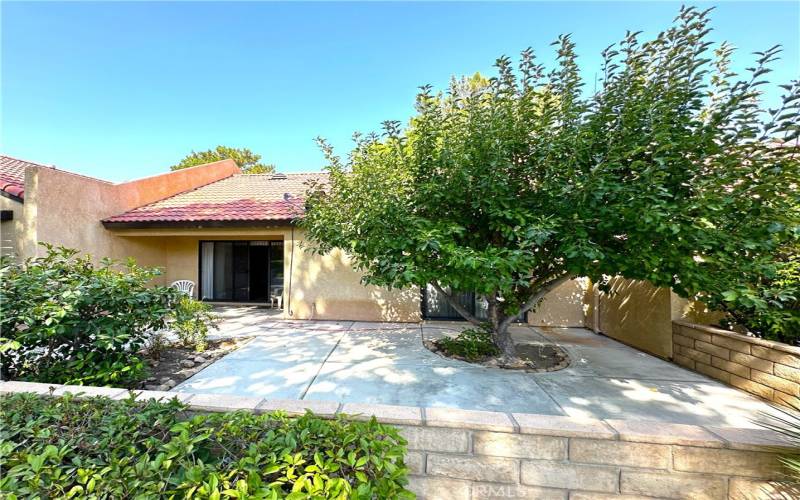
[1,380,797,499]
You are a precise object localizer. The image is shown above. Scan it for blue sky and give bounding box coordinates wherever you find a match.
[2,1,798,181]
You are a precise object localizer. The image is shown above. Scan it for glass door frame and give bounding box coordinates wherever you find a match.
[197,239,284,303]
[420,284,527,322]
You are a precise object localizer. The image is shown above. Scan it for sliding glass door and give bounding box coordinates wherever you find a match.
[421,285,488,320]
[199,240,284,303]
[421,284,525,322]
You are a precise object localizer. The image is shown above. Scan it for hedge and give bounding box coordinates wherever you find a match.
[0,392,413,499]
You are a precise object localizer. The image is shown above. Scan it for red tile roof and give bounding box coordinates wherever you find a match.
[0,155,37,199]
[0,155,111,200]
[103,172,327,225]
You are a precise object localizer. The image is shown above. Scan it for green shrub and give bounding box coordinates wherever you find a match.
[0,392,414,499]
[709,250,800,344]
[0,245,213,387]
[172,296,218,351]
[433,327,500,361]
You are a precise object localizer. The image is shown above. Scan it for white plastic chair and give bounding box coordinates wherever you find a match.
[170,280,196,298]
[270,287,283,309]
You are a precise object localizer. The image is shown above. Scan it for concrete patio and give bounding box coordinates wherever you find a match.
[173,307,780,428]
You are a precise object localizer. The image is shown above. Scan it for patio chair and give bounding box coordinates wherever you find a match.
[270,287,283,309]
[170,280,195,298]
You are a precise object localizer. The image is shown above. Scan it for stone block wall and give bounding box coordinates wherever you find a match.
[673,320,800,409]
[400,417,794,499]
[2,381,797,499]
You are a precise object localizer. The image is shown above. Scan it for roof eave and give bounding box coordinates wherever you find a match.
[0,189,23,203]
[102,218,298,230]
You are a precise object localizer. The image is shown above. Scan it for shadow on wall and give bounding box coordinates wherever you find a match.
[289,232,586,325]
[529,278,589,327]
[595,278,673,359]
[365,286,421,323]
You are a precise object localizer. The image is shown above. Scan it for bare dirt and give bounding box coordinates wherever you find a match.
[140,337,250,391]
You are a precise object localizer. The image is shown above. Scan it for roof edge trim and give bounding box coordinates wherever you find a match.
[102,218,298,230]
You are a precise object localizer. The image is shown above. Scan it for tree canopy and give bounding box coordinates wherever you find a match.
[302,7,800,356]
[171,146,276,174]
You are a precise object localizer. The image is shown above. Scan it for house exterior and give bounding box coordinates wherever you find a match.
[0,157,26,257]
[0,155,586,325]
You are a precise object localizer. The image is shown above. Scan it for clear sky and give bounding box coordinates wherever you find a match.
[2,1,798,182]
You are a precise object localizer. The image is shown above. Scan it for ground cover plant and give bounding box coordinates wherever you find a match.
[0,245,215,387]
[432,327,499,361]
[427,326,568,371]
[303,7,799,359]
[0,392,413,499]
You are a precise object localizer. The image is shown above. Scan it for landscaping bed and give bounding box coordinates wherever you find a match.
[0,392,413,499]
[141,337,250,391]
[424,327,570,371]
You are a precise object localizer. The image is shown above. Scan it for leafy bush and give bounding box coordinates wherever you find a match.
[0,392,413,499]
[433,327,500,361]
[172,296,218,351]
[708,249,800,344]
[0,245,213,387]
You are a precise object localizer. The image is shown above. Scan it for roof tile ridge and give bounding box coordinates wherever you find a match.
[0,154,113,184]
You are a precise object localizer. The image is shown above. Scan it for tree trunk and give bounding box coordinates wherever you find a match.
[486,293,517,358]
[431,275,573,361]
[429,282,482,326]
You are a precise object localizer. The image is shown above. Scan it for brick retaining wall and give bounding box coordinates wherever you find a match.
[1,380,797,499]
[673,320,800,409]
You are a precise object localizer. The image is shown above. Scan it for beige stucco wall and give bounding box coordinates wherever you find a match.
[22,167,166,273]
[527,278,588,327]
[0,196,24,260]
[112,227,423,322]
[670,293,725,325]
[583,277,727,360]
[589,278,674,358]
[7,159,239,281]
[287,230,421,322]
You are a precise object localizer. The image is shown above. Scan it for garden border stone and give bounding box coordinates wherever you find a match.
[1,380,797,499]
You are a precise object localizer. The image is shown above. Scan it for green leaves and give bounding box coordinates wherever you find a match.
[709,249,800,342]
[303,6,799,344]
[170,145,276,174]
[434,327,500,361]
[0,245,214,387]
[0,393,413,499]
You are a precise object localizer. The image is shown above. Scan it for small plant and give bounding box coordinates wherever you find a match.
[171,296,218,351]
[0,392,414,499]
[144,330,169,360]
[434,326,500,361]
